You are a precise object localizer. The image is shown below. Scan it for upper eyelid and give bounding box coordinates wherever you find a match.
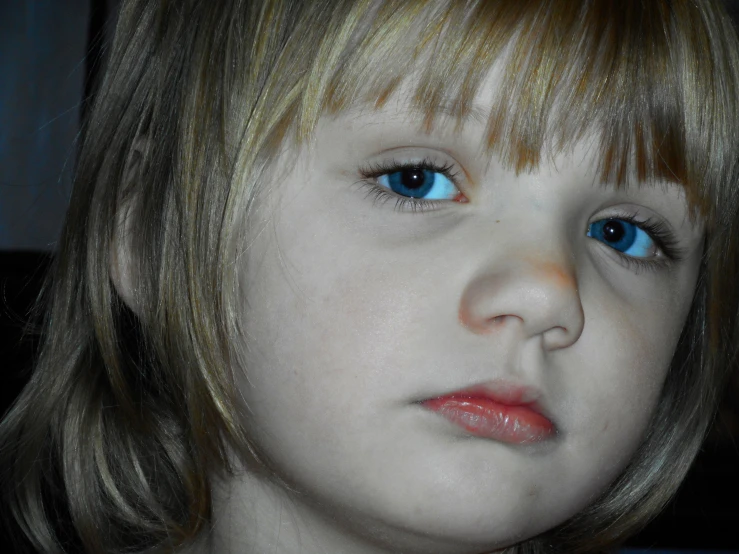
[358,150,467,182]
[588,212,686,262]
[361,157,457,174]
[590,195,703,242]
[591,205,675,230]
[589,207,676,239]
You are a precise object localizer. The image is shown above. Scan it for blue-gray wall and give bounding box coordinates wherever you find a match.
[0,0,89,250]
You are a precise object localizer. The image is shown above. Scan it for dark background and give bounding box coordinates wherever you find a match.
[1,1,737,552]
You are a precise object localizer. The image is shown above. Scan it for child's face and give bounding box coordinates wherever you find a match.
[233,70,704,551]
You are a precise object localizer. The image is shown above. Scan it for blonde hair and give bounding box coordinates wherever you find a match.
[2,1,739,552]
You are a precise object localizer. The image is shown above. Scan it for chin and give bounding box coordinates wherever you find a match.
[325,467,572,554]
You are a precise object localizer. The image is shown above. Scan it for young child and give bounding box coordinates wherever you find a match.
[2,1,739,553]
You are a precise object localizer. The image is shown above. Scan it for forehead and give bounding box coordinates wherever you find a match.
[324,70,694,220]
[291,0,737,226]
[327,52,681,205]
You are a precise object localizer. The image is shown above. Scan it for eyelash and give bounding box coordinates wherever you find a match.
[356,159,685,270]
[594,212,685,272]
[357,158,461,213]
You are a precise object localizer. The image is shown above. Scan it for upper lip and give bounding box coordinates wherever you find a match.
[420,379,554,421]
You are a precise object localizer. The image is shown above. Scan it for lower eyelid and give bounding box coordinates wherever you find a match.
[358,181,436,212]
[586,215,688,273]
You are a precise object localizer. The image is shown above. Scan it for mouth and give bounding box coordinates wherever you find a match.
[420,383,556,444]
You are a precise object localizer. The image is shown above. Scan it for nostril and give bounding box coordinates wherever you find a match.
[542,322,581,350]
[490,314,522,328]
[478,315,509,333]
[460,310,521,335]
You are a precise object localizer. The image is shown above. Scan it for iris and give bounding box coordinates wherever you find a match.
[587,219,655,258]
[378,169,457,200]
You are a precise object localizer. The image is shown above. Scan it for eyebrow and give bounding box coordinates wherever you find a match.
[341,99,689,194]
[342,98,492,127]
[399,102,492,127]
[422,103,491,126]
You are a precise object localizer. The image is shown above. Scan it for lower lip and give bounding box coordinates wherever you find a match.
[421,396,555,444]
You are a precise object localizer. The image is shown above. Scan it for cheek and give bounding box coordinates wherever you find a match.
[559,290,687,469]
[262,264,413,399]
[518,305,686,523]
[236,217,400,429]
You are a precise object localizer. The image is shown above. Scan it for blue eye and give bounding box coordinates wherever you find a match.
[377,168,457,200]
[587,219,656,258]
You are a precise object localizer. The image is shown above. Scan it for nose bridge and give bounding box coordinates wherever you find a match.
[458,247,585,350]
[526,258,577,292]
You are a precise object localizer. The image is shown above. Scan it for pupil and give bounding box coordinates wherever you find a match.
[603,220,625,243]
[401,169,426,190]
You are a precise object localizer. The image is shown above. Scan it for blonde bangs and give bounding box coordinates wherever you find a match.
[295,0,739,227]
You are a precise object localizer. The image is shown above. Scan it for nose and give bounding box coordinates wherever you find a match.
[458,256,585,350]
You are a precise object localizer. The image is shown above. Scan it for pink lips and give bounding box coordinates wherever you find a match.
[421,384,555,444]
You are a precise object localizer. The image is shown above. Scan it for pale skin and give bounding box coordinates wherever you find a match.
[182,72,704,553]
